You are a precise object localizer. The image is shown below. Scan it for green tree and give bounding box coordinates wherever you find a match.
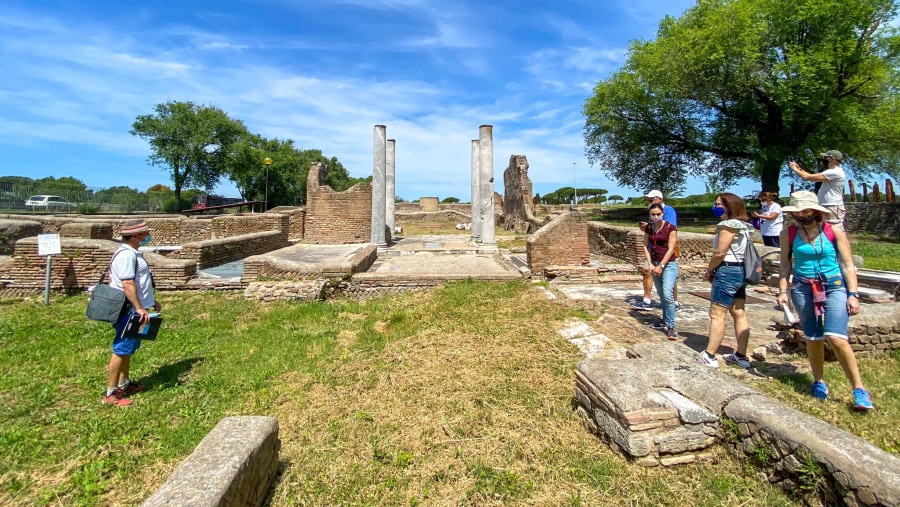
[226,136,358,208]
[441,197,460,203]
[131,101,249,209]
[608,194,624,204]
[584,0,900,193]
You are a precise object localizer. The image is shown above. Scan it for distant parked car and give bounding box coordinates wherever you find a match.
[25,195,76,210]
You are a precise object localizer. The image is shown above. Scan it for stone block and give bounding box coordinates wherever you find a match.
[59,222,113,240]
[142,416,280,507]
[593,408,653,457]
[657,389,717,424]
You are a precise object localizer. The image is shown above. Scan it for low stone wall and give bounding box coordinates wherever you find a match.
[0,237,196,292]
[241,244,378,284]
[59,222,114,240]
[244,280,328,302]
[527,212,590,276]
[0,214,291,247]
[576,343,900,506]
[0,219,42,255]
[395,210,470,224]
[181,231,290,270]
[775,304,900,358]
[142,416,280,507]
[269,207,306,239]
[590,222,781,279]
[845,202,900,238]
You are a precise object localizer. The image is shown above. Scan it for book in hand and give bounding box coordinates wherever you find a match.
[123,313,163,340]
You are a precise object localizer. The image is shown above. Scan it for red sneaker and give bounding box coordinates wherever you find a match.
[102,388,133,407]
[121,382,147,396]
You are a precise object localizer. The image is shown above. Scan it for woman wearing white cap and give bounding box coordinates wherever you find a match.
[776,191,872,411]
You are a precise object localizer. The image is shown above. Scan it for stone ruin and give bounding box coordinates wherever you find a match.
[501,155,546,234]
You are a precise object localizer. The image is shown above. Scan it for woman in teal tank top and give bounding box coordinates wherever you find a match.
[776,191,872,411]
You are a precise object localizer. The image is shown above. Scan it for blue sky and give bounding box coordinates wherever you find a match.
[1,0,770,202]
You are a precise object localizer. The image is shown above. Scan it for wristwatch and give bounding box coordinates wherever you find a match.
[847,291,860,298]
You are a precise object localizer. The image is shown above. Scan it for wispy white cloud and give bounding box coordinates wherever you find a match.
[1,0,751,201]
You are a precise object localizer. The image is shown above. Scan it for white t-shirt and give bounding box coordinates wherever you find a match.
[817,165,846,207]
[714,219,753,262]
[759,202,783,237]
[108,244,155,309]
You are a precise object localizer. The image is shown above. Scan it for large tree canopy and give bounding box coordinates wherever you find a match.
[584,0,900,194]
[131,101,249,208]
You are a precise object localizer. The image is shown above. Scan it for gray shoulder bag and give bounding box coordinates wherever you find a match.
[86,250,140,323]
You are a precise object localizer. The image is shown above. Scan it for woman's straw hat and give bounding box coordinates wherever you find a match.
[781,190,830,214]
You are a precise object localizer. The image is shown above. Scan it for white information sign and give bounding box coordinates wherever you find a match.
[37,234,62,256]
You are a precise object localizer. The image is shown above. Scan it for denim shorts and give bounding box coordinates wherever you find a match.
[112,310,142,356]
[791,280,849,340]
[710,265,747,308]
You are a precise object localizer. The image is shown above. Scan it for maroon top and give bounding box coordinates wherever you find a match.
[646,222,678,262]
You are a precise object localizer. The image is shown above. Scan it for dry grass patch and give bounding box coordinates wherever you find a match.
[262,282,795,506]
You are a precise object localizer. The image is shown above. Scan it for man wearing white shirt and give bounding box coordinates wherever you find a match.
[788,150,846,229]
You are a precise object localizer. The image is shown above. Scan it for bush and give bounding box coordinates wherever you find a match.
[76,202,101,214]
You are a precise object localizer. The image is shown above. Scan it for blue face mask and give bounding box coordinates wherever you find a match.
[139,234,152,246]
[712,205,726,218]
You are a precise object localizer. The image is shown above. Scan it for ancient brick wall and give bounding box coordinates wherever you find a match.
[395,210,469,224]
[845,202,900,238]
[304,162,372,244]
[181,231,290,269]
[211,214,288,243]
[180,218,213,244]
[0,237,197,292]
[269,208,305,239]
[526,212,590,276]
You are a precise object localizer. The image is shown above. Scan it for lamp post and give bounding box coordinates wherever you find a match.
[572,161,578,209]
[263,157,272,211]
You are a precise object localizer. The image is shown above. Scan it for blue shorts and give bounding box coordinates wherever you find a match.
[112,310,142,356]
[791,280,849,341]
[710,265,747,308]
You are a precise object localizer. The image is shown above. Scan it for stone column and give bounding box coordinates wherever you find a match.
[470,139,481,241]
[478,125,497,251]
[371,125,387,246]
[386,139,396,236]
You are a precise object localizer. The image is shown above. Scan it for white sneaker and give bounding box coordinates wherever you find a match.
[724,353,752,369]
[698,352,719,368]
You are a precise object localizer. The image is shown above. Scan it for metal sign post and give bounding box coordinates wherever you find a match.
[37,234,61,306]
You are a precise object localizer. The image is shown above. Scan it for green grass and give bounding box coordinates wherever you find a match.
[850,237,900,271]
[0,283,802,505]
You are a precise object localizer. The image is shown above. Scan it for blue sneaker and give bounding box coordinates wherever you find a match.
[631,300,653,310]
[811,381,828,400]
[853,388,873,411]
[675,302,682,312]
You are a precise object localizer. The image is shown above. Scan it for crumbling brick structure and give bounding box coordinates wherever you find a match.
[303,162,373,244]
[526,212,590,276]
[501,155,544,234]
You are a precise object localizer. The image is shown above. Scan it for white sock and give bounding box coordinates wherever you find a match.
[106,387,117,396]
[118,379,130,389]
[643,297,651,304]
